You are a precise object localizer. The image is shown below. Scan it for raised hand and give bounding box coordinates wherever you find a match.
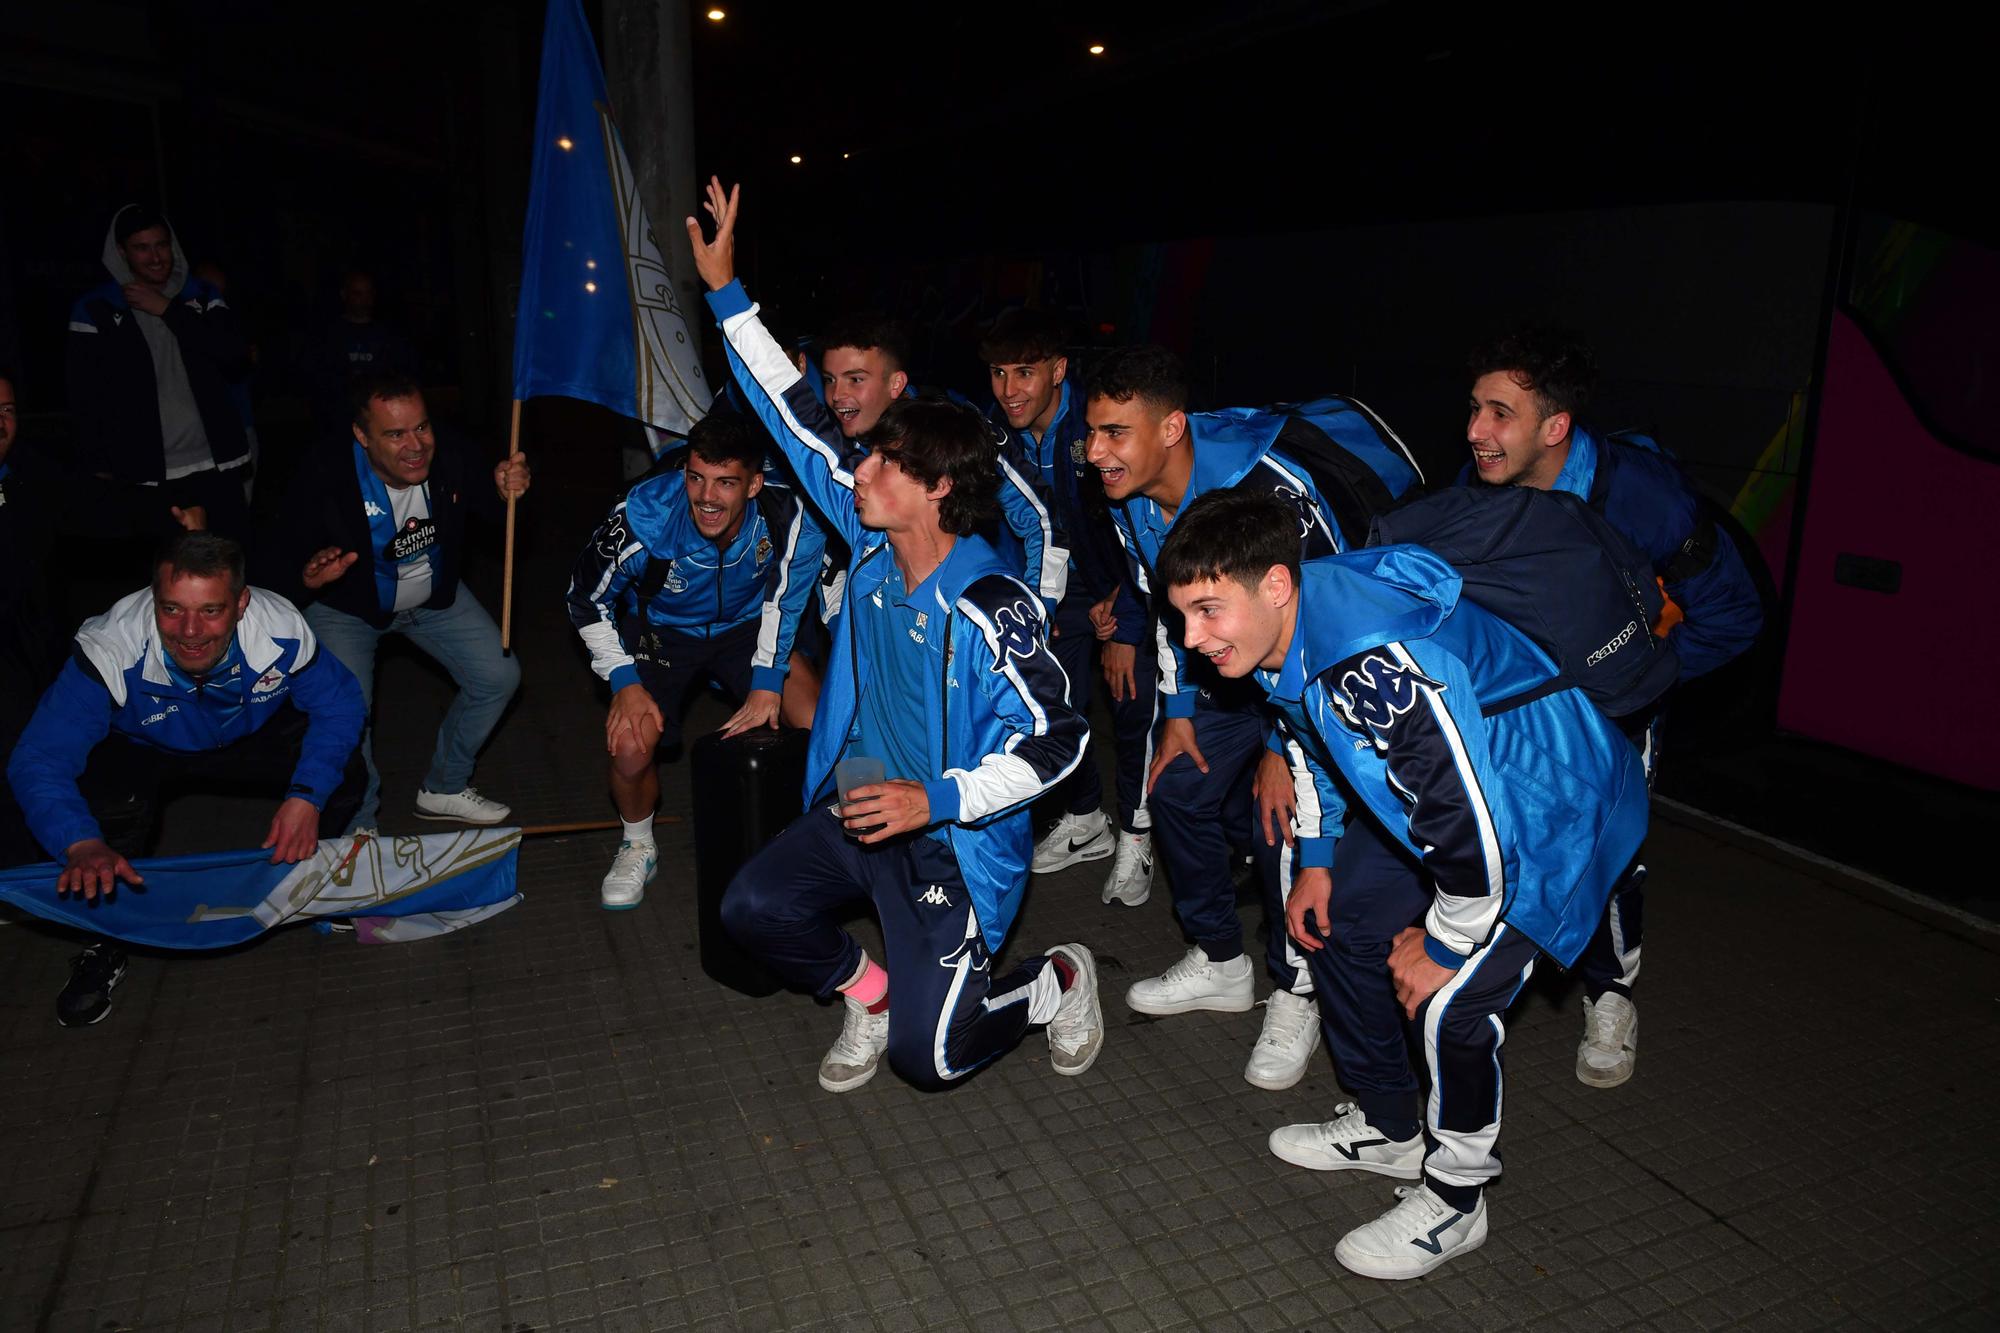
[683,176,741,293]
[302,546,359,590]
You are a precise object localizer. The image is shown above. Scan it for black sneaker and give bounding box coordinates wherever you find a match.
[57,942,128,1028]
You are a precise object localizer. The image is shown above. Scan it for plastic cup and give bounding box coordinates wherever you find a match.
[834,756,887,840]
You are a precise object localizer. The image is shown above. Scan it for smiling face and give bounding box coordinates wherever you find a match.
[821,346,907,438]
[1168,568,1294,678]
[990,356,1067,436]
[354,391,435,488]
[1085,392,1188,507]
[1467,370,1570,489]
[684,452,763,543]
[153,569,249,675]
[117,223,175,289]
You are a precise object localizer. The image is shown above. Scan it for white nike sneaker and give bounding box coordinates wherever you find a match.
[1044,943,1103,1076]
[1124,945,1255,1016]
[1335,1185,1488,1280]
[1033,809,1115,874]
[1101,830,1154,906]
[1243,989,1321,1090]
[1268,1103,1424,1178]
[599,840,657,910]
[819,996,889,1093]
[413,786,512,825]
[1576,992,1639,1087]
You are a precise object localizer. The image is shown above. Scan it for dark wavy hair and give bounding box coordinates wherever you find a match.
[1088,344,1187,413]
[818,310,912,374]
[1468,326,1598,421]
[978,308,1072,366]
[1156,489,1301,594]
[687,411,765,472]
[863,396,1002,537]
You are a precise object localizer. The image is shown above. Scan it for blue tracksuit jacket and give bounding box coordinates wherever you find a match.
[1254,550,1649,967]
[705,279,1090,951]
[7,587,366,859]
[565,453,825,695]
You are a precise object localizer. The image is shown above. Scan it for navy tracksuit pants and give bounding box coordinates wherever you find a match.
[1287,816,1543,1204]
[1149,686,1310,993]
[1576,716,1656,1002]
[1044,592,1156,832]
[721,805,1065,1090]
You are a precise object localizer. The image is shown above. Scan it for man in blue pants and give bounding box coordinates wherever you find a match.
[687,179,1103,1093]
[981,310,1158,904]
[1465,327,1763,1085]
[1156,490,1647,1277]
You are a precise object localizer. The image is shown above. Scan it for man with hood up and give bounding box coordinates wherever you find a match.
[66,204,252,538]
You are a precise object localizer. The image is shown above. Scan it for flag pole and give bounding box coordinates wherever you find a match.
[501,398,522,653]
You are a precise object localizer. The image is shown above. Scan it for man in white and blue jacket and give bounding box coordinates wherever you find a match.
[1157,489,1647,1279]
[1086,345,1380,1093]
[6,532,366,1026]
[1465,327,1764,1088]
[565,410,826,910]
[981,310,1158,905]
[686,179,1103,1093]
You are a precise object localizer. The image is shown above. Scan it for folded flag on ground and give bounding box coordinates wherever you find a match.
[0,829,522,948]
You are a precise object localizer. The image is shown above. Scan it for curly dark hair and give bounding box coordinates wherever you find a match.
[863,396,1002,537]
[1087,344,1187,413]
[687,411,765,472]
[1467,326,1597,421]
[1156,489,1300,594]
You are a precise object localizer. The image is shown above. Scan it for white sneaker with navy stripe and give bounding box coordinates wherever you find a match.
[1335,1184,1488,1280]
[1268,1103,1423,1178]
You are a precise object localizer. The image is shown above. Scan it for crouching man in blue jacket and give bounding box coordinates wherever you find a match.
[1156,491,1647,1279]
[6,532,366,1027]
[688,178,1104,1092]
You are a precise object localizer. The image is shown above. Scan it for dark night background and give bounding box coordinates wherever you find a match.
[1,0,1991,907]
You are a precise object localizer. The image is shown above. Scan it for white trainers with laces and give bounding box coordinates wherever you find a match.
[1576,992,1639,1087]
[1032,809,1115,874]
[819,996,890,1093]
[414,786,512,825]
[1335,1184,1488,1280]
[1101,830,1153,906]
[599,840,657,910]
[1044,943,1103,1075]
[1124,945,1255,1016]
[1268,1102,1424,1178]
[1243,989,1321,1090]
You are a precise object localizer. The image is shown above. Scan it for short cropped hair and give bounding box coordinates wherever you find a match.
[687,411,765,472]
[1468,326,1598,421]
[818,311,911,373]
[350,367,425,429]
[864,396,1002,537]
[978,309,1071,366]
[154,531,246,595]
[1088,344,1187,414]
[114,204,170,245]
[1155,489,1300,594]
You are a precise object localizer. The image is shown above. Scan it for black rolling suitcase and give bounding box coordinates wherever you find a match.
[689,727,810,996]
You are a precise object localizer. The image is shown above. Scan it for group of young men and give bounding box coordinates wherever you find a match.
[3,179,1762,1281]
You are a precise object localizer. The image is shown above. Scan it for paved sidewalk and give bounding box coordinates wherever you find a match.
[2,470,1995,1331]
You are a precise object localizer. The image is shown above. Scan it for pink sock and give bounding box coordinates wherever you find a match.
[841,956,890,1013]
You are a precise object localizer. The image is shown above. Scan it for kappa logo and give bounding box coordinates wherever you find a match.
[594,512,630,560]
[987,599,1040,673]
[363,500,388,519]
[917,884,952,907]
[1270,486,1315,539]
[250,668,286,695]
[1332,653,1443,732]
[1585,619,1640,667]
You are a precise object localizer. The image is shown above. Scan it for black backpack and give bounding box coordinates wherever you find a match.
[1368,485,1680,720]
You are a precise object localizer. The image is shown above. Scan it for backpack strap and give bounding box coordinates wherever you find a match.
[1478,676,1573,719]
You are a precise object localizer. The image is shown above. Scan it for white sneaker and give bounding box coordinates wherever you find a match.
[413,786,512,825]
[1576,992,1639,1087]
[1268,1103,1424,1178]
[1101,830,1154,906]
[1033,809,1115,873]
[1044,944,1104,1076]
[818,996,889,1093]
[600,840,657,910]
[1124,945,1255,1016]
[1335,1185,1488,1280]
[1243,989,1321,1090]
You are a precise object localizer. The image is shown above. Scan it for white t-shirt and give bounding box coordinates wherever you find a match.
[386,482,436,611]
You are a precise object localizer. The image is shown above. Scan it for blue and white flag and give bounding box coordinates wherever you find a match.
[513,0,708,436]
[0,829,522,949]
